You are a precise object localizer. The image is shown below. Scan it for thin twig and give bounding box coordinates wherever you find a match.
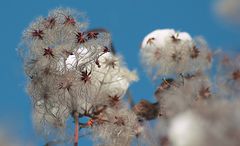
[73,112,79,146]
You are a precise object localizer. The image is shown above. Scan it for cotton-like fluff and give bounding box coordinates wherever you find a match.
[92,107,140,146]
[140,29,211,79]
[141,118,170,146]
[60,49,138,110]
[169,99,240,146]
[22,8,110,78]
[168,111,207,146]
[92,52,138,106]
[21,8,138,140]
[216,54,240,98]
[156,74,211,118]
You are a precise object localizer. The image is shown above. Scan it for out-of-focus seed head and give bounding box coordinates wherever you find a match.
[157,74,211,117]
[216,53,240,98]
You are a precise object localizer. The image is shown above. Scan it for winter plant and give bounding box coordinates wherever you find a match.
[20,8,240,146]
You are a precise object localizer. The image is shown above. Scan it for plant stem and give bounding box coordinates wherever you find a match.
[73,112,79,146]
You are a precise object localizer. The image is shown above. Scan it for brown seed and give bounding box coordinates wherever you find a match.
[43,47,54,58]
[146,37,155,45]
[190,46,200,59]
[31,29,44,40]
[171,35,181,42]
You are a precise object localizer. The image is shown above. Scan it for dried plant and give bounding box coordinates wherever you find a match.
[20,7,240,146]
[20,8,138,146]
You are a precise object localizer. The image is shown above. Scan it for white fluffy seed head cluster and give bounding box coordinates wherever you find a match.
[147,53,240,146]
[141,29,211,79]
[21,8,138,137]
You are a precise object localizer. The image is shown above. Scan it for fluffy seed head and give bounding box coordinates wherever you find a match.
[140,29,211,79]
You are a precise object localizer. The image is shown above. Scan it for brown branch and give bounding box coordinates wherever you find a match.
[73,112,79,146]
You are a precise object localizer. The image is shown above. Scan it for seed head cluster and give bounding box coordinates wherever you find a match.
[141,29,211,79]
[21,8,138,144]
[20,7,240,146]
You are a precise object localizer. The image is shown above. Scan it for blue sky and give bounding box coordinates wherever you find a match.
[0,0,239,145]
